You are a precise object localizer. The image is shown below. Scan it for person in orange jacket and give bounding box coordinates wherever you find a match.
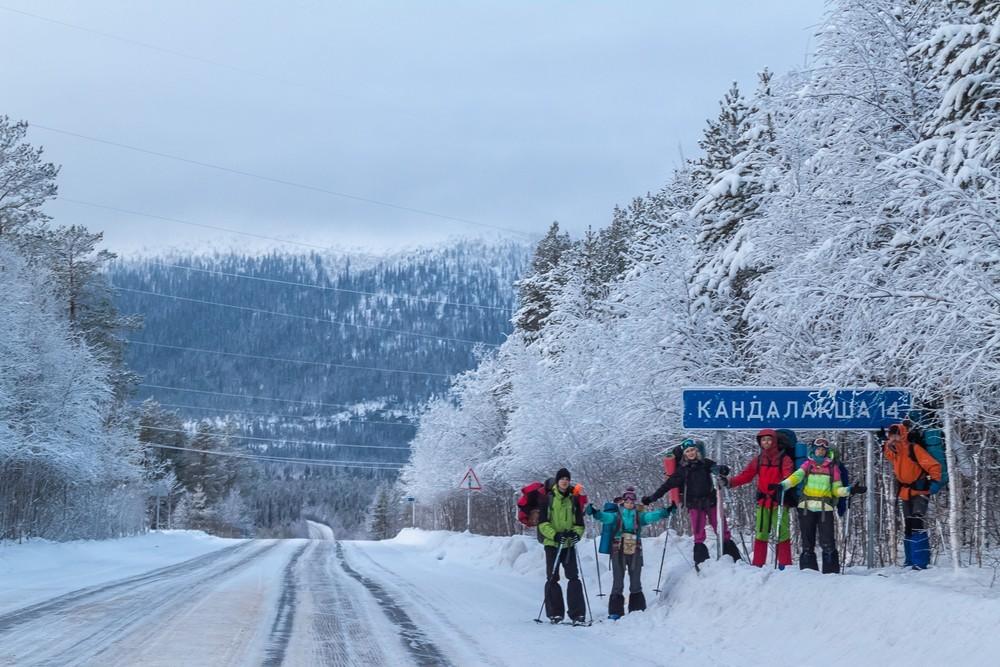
[884,422,942,569]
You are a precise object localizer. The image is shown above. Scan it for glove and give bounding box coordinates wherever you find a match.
[716,465,730,477]
[667,502,677,515]
[768,482,782,493]
[929,481,943,494]
[640,496,653,506]
[585,503,596,516]
[559,532,578,547]
[850,485,867,495]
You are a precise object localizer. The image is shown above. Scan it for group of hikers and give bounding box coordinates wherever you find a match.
[533,422,945,625]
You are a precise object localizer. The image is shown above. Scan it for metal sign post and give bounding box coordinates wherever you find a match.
[405,496,416,528]
[865,432,876,568]
[458,467,483,533]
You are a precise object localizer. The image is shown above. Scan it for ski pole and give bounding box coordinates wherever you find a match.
[840,498,851,574]
[575,543,593,625]
[773,488,786,570]
[653,526,669,593]
[716,480,724,559]
[534,541,564,623]
[592,535,605,597]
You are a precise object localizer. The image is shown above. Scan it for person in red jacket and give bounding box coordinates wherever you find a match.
[884,422,942,569]
[727,428,794,567]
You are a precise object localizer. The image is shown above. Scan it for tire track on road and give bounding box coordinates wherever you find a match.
[261,541,309,667]
[335,542,453,667]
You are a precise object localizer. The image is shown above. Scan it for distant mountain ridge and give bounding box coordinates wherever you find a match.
[110,238,529,466]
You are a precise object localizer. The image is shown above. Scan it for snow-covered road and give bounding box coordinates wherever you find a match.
[2,526,998,666]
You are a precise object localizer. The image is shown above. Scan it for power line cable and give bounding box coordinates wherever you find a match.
[142,439,405,471]
[0,4,302,87]
[34,124,532,237]
[141,425,409,452]
[144,401,416,429]
[137,382,412,413]
[126,339,454,378]
[111,284,500,347]
[113,255,515,313]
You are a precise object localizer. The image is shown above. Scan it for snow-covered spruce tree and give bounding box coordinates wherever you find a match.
[0,117,58,237]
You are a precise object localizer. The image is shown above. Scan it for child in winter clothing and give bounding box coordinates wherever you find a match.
[537,467,586,623]
[642,438,740,566]
[587,487,672,619]
[883,422,943,569]
[727,428,795,567]
[772,438,865,573]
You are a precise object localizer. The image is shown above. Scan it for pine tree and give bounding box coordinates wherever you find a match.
[0,117,58,237]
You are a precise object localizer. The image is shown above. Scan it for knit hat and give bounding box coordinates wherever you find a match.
[622,487,637,503]
[680,437,705,457]
[556,468,571,482]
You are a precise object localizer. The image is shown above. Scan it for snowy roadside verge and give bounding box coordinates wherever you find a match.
[374,529,1000,666]
[0,530,240,614]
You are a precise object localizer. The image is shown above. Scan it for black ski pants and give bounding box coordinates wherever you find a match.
[798,509,836,567]
[610,545,643,596]
[544,545,585,621]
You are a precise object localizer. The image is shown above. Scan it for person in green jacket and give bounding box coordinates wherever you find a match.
[587,487,672,619]
[537,468,586,623]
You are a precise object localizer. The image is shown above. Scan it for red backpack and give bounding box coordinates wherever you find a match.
[516,479,588,527]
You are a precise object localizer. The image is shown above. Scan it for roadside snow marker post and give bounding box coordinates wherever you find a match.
[458,467,482,533]
[865,430,875,569]
[404,496,416,527]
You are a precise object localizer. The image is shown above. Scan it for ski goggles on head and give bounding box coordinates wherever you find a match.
[812,438,830,449]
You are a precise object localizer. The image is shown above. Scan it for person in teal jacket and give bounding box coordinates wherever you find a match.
[587,486,672,619]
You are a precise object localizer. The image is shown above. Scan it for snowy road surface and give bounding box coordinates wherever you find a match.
[1,526,998,666]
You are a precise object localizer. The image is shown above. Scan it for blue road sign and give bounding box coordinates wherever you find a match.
[682,387,912,431]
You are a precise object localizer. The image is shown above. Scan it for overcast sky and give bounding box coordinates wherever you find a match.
[1,1,824,255]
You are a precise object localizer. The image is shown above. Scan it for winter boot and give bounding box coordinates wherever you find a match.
[776,541,793,568]
[902,536,914,567]
[821,550,840,574]
[693,542,710,565]
[722,539,742,562]
[608,593,625,619]
[628,592,646,613]
[799,550,818,571]
[911,531,930,570]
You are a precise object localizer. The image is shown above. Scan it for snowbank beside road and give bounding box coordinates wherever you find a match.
[0,530,238,614]
[373,529,1000,667]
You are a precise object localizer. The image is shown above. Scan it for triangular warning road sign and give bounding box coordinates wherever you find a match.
[458,467,482,491]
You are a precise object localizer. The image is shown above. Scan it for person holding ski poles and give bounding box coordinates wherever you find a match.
[537,468,586,624]
[586,487,672,620]
[641,438,740,567]
[726,428,795,568]
[770,437,865,573]
[883,422,942,570]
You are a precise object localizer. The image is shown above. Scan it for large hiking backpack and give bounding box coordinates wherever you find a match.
[774,429,801,506]
[908,427,949,493]
[516,481,548,527]
[661,445,683,506]
[828,447,850,517]
[598,501,619,555]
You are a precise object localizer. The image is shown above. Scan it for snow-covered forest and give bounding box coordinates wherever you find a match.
[402,0,1000,567]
